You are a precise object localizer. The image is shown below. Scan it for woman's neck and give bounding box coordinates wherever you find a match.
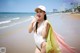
[38,19,44,24]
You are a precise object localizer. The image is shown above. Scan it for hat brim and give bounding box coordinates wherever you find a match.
[35,8,44,12]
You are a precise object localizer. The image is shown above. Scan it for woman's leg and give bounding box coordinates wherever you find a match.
[41,42,54,53]
[41,42,46,53]
[35,48,41,53]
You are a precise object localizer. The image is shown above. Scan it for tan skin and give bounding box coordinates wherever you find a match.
[28,9,50,53]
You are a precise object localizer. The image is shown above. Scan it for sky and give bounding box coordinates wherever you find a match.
[0,0,79,12]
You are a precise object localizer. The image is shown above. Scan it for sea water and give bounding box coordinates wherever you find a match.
[0,12,35,29]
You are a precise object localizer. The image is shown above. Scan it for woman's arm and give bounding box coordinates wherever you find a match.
[28,21,34,33]
[28,18,37,33]
[42,20,50,38]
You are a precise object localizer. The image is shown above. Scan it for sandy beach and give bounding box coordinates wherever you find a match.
[0,13,80,53]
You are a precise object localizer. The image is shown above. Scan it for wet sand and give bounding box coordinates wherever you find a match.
[0,13,80,53]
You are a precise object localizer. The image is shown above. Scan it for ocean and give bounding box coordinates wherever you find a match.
[0,12,35,29]
[0,12,53,29]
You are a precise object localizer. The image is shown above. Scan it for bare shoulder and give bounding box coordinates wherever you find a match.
[44,20,50,24]
[44,20,50,27]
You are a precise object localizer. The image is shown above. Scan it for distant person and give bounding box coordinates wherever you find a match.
[28,5,77,53]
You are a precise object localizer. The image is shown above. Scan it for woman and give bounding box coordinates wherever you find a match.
[28,5,49,53]
[28,5,78,53]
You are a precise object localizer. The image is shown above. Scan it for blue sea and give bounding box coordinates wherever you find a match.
[0,12,53,29]
[0,12,35,29]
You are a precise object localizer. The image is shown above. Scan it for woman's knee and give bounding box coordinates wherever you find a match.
[41,42,46,53]
[35,48,41,53]
[41,42,46,48]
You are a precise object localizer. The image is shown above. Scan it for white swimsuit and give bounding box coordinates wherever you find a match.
[33,21,46,50]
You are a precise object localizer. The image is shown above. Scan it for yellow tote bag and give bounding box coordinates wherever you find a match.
[46,23,61,53]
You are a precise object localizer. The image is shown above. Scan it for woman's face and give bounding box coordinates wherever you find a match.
[36,9,45,22]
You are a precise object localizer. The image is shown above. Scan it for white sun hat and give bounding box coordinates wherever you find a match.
[35,5,46,12]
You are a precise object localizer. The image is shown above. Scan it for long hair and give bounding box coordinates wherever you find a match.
[36,14,47,33]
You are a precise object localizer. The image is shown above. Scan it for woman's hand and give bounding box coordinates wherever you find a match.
[28,16,37,33]
[31,17,37,23]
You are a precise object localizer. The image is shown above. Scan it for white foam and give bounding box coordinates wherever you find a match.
[0,17,33,29]
[31,16,34,18]
[11,17,20,20]
[0,20,11,24]
[0,17,20,25]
